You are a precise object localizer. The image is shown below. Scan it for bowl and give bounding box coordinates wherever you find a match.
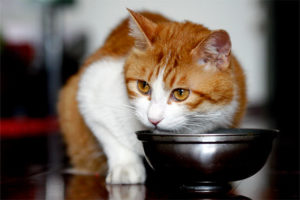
[136,128,278,193]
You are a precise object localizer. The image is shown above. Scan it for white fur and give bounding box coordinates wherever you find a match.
[183,95,238,134]
[77,58,146,184]
[131,67,188,131]
[128,17,144,43]
[77,57,240,184]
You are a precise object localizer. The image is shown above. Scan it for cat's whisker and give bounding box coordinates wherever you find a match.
[181,126,193,132]
[187,113,222,118]
[184,123,208,128]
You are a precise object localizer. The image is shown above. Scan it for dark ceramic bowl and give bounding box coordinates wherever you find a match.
[136,128,278,193]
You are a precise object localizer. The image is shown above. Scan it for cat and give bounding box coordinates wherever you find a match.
[58,9,247,184]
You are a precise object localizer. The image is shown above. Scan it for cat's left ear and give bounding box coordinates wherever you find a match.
[191,30,231,71]
[127,9,158,50]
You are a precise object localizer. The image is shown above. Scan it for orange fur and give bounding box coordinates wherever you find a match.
[124,12,246,126]
[58,10,246,173]
[58,75,107,173]
[58,11,170,172]
[65,175,108,199]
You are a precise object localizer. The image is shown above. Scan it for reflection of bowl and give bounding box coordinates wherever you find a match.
[137,129,278,193]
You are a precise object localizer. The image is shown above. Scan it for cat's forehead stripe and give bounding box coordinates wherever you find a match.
[160,51,172,74]
[151,51,171,82]
[162,55,182,89]
[163,65,174,83]
[169,73,176,88]
[147,70,154,82]
[154,64,162,78]
[156,51,164,64]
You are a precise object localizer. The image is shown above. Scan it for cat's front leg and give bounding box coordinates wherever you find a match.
[90,125,146,184]
[106,157,146,184]
[104,139,146,184]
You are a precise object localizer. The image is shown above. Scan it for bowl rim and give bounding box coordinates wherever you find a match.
[136,128,279,143]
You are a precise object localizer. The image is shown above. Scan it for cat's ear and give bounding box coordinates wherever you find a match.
[191,30,231,71]
[127,8,158,50]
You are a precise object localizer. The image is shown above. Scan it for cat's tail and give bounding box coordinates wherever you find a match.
[57,73,107,175]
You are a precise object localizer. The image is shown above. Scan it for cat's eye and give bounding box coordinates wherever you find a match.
[172,88,190,101]
[137,80,151,95]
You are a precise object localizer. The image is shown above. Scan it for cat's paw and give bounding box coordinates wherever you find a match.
[106,162,146,184]
[106,184,146,200]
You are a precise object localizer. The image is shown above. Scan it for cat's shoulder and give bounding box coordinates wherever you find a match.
[79,57,125,87]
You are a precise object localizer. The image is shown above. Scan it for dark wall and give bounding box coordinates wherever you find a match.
[269,0,299,171]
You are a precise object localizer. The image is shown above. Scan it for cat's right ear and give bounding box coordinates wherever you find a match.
[127,9,158,50]
[191,30,231,71]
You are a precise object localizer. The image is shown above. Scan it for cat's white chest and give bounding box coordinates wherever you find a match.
[77,57,144,155]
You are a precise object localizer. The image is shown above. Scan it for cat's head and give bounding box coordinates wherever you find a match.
[124,10,239,133]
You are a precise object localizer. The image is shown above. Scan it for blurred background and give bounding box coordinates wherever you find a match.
[0,0,299,199]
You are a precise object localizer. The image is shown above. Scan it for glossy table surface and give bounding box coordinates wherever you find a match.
[1,111,299,200]
[1,161,299,200]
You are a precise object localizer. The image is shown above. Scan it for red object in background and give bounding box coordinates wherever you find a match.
[0,117,59,138]
[5,43,35,66]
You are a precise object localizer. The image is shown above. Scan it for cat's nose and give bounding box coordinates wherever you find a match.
[149,118,162,126]
[147,103,164,126]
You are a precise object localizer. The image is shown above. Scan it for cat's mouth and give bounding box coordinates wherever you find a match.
[152,127,174,134]
[152,125,180,134]
[152,126,165,132]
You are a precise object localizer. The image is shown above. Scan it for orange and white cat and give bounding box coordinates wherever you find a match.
[58,9,246,184]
